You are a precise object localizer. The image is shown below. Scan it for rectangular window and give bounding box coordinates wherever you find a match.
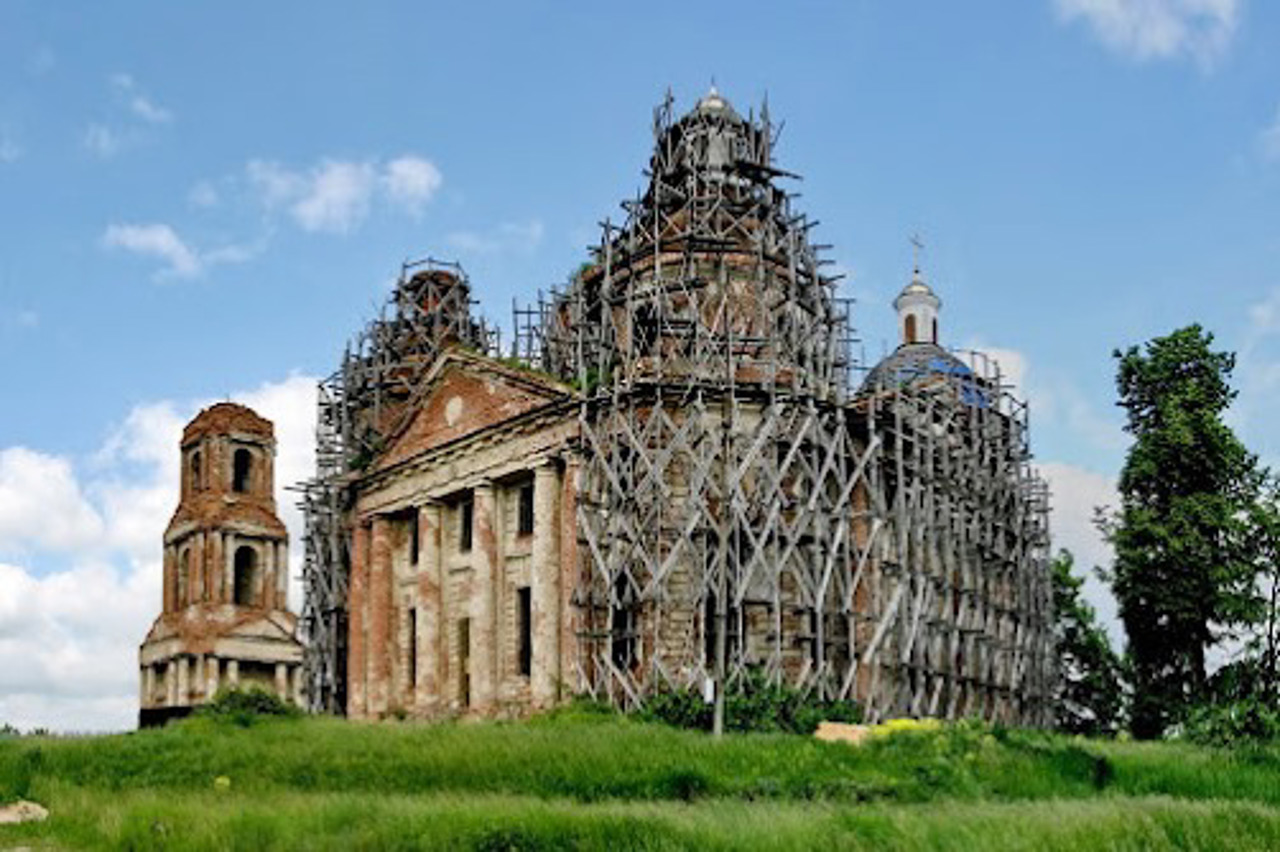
[459,498,473,553]
[458,617,471,707]
[517,586,532,677]
[409,511,419,565]
[517,481,535,536]
[408,607,417,691]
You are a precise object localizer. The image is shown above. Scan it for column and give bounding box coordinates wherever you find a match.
[166,660,177,706]
[559,457,580,695]
[223,533,235,604]
[276,541,289,610]
[193,656,205,701]
[145,665,156,708]
[275,663,288,699]
[292,665,304,707]
[471,481,498,713]
[177,656,190,705]
[368,516,393,717]
[418,503,443,713]
[194,531,206,604]
[207,657,220,698]
[138,667,147,708]
[348,523,369,718]
[210,531,224,603]
[163,546,176,613]
[227,659,240,688]
[531,461,562,708]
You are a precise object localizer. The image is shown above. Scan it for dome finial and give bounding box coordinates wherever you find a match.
[894,234,941,346]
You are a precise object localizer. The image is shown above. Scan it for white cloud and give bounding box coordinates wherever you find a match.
[1054,0,1240,67]
[110,72,172,124]
[102,223,201,278]
[83,124,122,159]
[0,374,318,733]
[101,223,258,281]
[293,161,377,233]
[382,156,443,216]
[967,339,1126,454]
[447,220,545,254]
[247,155,442,234]
[1041,461,1124,645]
[0,448,104,554]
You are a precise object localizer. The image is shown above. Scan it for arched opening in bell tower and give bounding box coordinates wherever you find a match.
[234,546,258,606]
[905,314,918,344]
[233,448,252,494]
[190,451,202,491]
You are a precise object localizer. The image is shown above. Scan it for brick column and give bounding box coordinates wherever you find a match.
[163,546,176,613]
[472,482,498,713]
[193,655,205,700]
[144,665,156,708]
[532,461,561,708]
[207,657,220,697]
[166,660,177,705]
[559,457,581,693]
[368,515,393,717]
[348,523,370,718]
[177,656,190,705]
[418,502,443,714]
[223,533,235,604]
[276,541,289,610]
[209,530,223,602]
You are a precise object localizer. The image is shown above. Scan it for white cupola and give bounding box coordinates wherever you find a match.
[893,260,941,346]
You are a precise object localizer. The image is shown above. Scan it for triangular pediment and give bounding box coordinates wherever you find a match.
[375,350,576,470]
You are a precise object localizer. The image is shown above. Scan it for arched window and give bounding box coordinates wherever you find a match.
[190,451,202,491]
[932,317,938,344]
[234,546,257,606]
[177,549,190,608]
[905,314,918,344]
[233,448,252,494]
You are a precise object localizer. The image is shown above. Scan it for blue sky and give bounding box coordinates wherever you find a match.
[3,1,1280,730]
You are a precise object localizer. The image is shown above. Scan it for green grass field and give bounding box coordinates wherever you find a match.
[3,707,1280,849]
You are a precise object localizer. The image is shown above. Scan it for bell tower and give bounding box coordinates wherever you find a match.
[138,402,304,727]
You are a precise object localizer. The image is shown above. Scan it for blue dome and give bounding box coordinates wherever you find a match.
[860,342,988,407]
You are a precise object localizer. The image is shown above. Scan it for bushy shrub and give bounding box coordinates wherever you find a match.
[1184,699,1280,747]
[197,687,302,727]
[639,669,861,734]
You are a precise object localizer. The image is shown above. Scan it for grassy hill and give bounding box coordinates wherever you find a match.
[3,705,1280,849]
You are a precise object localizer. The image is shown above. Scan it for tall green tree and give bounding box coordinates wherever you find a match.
[1100,324,1260,739]
[1050,549,1124,736]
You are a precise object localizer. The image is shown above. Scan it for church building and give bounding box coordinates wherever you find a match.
[138,402,304,726]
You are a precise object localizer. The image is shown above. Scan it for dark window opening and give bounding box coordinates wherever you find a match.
[905,314,918,344]
[234,546,257,607]
[517,481,534,537]
[611,573,637,672]
[517,586,532,677]
[931,317,938,344]
[232,448,252,493]
[409,511,419,565]
[459,617,471,707]
[190,451,202,491]
[459,498,473,553]
[408,607,418,691]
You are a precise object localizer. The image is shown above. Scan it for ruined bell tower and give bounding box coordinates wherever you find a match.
[138,402,304,727]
